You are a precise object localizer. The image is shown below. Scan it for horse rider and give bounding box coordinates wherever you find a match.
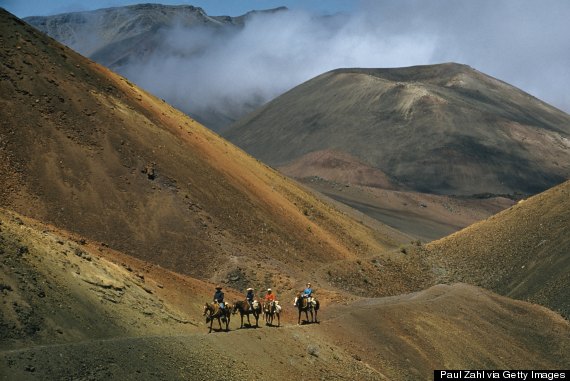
[246,287,255,310]
[213,285,225,311]
[303,283,313,300]
[265,288,276,302]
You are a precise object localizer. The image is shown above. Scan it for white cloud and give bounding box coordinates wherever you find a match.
[123,8,439,128]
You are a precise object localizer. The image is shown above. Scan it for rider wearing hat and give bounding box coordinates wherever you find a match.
[265,288,276,302]
[213,285,225,310]
[246,287,255,310]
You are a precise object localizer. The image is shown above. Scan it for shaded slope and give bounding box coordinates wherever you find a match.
[0,9,406,296]
[225,63,570,196]
[0,209,206,350]
[427,180,570,317]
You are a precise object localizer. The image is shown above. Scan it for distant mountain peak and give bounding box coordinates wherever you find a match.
[226,63,570,196]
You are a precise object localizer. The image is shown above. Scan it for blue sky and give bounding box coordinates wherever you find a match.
[1,0,356,17]
[1,0,569,115]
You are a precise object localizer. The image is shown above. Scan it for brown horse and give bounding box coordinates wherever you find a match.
[263,300,281,327]
[233,300,261,328]
[294,293,319,324]
[203,302,232,333]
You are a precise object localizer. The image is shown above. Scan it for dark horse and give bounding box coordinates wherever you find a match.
[294,293,319,325]
[263,300,281,327]
[203,302,232,333]
[233,300,261,328]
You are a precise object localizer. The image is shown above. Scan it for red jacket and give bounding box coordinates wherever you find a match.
[265,293,276,302]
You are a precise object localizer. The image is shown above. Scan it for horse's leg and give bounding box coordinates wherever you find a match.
[298,309,301,324]
[277,312,280,327]
[217,317,222,330]
[240,313,244,328]
[314,309,318,323]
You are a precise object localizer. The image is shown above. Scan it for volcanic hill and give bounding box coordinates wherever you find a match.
[225,64,570,197]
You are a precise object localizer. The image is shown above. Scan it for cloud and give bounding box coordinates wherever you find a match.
[113,1,570,129]
[123,7,437,128]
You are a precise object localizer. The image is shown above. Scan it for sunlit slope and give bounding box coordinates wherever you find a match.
[428,180,570,317]
[226,64,570,196]
[0,9,403,293]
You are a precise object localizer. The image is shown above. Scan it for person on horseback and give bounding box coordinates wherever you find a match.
[265,288,276,302]
[213,285,225,311]
[303,283,313,299]
[246,287,255,310]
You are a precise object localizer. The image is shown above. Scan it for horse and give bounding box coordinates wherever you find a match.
[233,300,261,328]
[294,293,319,325]
[203,302,232,333]
[263,300,281,327]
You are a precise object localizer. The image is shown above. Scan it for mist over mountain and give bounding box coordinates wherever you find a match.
[24,1,570,131]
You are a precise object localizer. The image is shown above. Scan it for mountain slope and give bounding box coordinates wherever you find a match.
[427,180,570,317]
[0,8,411,298]
[225,64,570,196]
[1,209,567,380]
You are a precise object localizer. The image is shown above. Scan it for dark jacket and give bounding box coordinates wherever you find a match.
[213,290,224,303]
[246,290,254,302]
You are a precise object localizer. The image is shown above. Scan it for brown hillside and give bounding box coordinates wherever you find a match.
[427,180,570,317]
[280,149,399,189]
[1,209,567,380]
[0,9,411,298]
[225,64,570,196]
